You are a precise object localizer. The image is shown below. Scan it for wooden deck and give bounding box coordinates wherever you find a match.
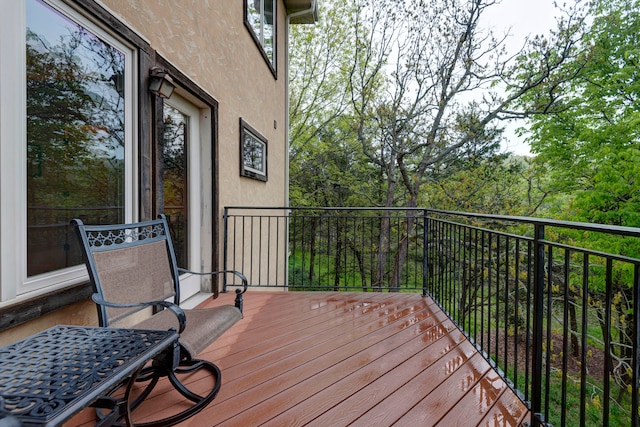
[69,291,530,426]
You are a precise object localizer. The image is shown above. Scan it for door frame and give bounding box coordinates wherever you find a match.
[150,58,219,300]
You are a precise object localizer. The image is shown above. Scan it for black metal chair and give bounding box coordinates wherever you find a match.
[72,215,247,426]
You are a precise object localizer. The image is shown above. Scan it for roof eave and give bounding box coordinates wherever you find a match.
[284,0,318,24]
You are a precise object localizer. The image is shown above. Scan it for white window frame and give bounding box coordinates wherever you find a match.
[0,0,137,303]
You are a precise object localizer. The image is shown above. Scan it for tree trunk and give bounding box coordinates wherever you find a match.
[348,240,368,292]
[374,181,397,291]
[333,216,344,291]
[309,217,317,283]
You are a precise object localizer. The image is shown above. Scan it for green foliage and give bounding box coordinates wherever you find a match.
[419,155,551,216]
[511,4,640,419]
[522,0,640,229]
[289,0,379,207]
[290,0,589,212]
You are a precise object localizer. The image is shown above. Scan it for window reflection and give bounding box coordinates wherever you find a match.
[240,119,268,181]
[243,131,265,173]
[26,0,126,276]
[246,0,275,64]
[162,104,188,269]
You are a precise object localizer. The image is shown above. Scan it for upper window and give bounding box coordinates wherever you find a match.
[244,0,277,77]
[0,0,135,300]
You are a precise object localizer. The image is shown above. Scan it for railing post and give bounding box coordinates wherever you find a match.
[423,209,428,297]
[633,263,640,427]
[531,223,545,426]
[222,207,229,293]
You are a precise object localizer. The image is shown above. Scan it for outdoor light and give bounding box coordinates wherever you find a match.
[149,67,175,99]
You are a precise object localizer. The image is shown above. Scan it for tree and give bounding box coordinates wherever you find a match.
[289,0,363,207]
[518,0,640,397]
[521,0,640,227]
[347,0,586,289]
[289,0,588,290]
[420,155,550,215]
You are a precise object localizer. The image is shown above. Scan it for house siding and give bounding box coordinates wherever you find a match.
[0,0,295,346]
[100,0,288,209]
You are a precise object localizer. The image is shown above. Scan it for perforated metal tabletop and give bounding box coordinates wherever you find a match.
[0,325,178,426]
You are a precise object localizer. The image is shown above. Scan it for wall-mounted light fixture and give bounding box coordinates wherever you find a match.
[149,67,175,99]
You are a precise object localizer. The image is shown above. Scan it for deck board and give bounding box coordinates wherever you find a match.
[67,291,529,426]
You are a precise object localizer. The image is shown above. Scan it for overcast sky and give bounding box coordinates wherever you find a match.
[482,0,562,156]
[483,0,559,51]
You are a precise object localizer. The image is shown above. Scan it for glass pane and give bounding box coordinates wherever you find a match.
[246,0,274,64]
[263,0,274,62]
[26,0,126,276]
[162,104,188,269]
[244,131,265,173]
[247,0,261,31]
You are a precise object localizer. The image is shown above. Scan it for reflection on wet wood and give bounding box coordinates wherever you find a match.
[68,292,529,426]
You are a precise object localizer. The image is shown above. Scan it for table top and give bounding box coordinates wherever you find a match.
[0,325,179,427]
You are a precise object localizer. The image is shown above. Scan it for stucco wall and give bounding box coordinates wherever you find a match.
[100,0,290,285]
[100,0,288,210]
[0,300,97,346]
[0,0,290,345]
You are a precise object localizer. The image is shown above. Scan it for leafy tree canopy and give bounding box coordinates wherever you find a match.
[521,0,640,227]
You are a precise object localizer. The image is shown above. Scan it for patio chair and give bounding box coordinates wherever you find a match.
[72,215,247,426]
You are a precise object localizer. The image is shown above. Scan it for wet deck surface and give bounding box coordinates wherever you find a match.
[69,291,529,426]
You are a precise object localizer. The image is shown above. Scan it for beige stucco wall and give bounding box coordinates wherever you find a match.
[100,0,288,209]
[0,1,290,344]
[0,300,98,346]
[100,0,289,278]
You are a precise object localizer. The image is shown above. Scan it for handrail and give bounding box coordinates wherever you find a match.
[223,206,640,426]
[225,206,640,237]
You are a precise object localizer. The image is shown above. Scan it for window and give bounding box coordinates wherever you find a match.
[244,0,276,76]
[240,119,268,182]
[0,0,135,301]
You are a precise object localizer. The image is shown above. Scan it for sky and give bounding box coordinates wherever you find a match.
[481,0,563,156]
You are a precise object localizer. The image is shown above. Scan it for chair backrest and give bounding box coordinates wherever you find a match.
[72,215,181,327]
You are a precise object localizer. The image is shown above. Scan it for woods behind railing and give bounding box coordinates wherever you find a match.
[223,207,640,427]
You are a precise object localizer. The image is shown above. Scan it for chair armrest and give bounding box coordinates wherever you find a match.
[177,269,248,295]
[91,294,187,333]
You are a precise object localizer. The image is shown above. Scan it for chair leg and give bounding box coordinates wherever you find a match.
[235,288,244,313]
[168,359,222,403]
[127,367,162,412]
[146,359,221,426]
[94,365,161,426]
[97,359,222,427]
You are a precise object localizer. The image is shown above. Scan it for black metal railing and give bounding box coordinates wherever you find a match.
[224,207,427,292]
[223,206,640,427]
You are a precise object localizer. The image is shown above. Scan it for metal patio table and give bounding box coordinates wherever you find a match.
[0,325,179,427]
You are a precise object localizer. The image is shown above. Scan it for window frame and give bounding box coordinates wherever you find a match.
[0,0,137,303]
[239,119,268,182]
[243,0,277,78]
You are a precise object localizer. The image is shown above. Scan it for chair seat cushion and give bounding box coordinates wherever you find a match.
[134,305,242,357]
